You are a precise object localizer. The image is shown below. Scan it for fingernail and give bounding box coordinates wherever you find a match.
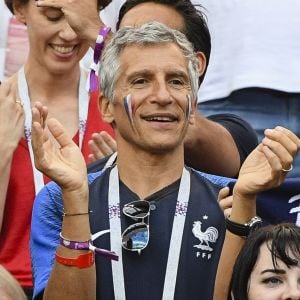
[264,129,272,134]
[275,126,284,131]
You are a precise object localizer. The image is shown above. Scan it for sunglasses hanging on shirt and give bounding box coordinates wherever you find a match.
[122,200,151,253]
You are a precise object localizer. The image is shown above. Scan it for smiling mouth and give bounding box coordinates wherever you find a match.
[51,45,75,54]
[143,116,178,122]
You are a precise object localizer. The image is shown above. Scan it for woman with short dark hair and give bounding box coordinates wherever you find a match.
[229,223,300,300]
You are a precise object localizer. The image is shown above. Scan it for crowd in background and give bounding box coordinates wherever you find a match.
[0,1,300,299]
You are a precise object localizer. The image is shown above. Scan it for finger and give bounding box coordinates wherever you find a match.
[264,127,299,158]
[32,103,43,126]
[32,102,48,129]
[99,132,117,152]
[274,126,300,148]
[31,108,49,168]
[218,187,230,202]
[262,136,294,171]
[88,153,97,163]
[35,0,62,9]
[47,118,74,149]
[267,127,299,155]
[223,208,232,218]
[260,145,285,185]
[88,140,105,160]
[92,133,115,156]
[219,196,233,209]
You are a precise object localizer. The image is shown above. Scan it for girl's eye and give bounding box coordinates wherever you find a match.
[47,16,62,22]
[262,277,283,287]
[45,9,63,22]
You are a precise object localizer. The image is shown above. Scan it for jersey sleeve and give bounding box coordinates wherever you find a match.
[196,170,236,188]
[30,172,103,299]
[30,182,63,299]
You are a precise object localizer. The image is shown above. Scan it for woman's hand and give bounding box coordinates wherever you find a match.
[0,81,24,153]
[35,0,107,45]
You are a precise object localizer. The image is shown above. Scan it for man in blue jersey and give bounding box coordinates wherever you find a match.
[36,0,259,178]
[30,23,299,300]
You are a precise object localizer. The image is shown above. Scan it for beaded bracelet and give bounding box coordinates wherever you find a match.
[88,25,111,92]
[62,210,93,217]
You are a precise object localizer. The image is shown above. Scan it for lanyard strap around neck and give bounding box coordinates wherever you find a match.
[108,166,190,299]
[17,67,89,195]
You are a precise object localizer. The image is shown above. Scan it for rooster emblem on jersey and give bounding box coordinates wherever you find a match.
[192,221,218,252]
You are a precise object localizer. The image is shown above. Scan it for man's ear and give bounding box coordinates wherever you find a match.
[99,93,115,124]
[196,51,206,77]
[188,98,197,126]
[13,2,27,24]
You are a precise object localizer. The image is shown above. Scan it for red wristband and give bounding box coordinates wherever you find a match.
[55,251,95,269]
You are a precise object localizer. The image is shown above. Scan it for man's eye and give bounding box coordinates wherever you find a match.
[262,277,283,287]
[170,79,184,86]
[132,79,147,85]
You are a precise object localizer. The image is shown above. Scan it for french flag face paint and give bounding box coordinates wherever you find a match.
[186,94,192,120]
[123,94,135,129]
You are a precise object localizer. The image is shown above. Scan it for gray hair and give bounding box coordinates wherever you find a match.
[99,21,199,101]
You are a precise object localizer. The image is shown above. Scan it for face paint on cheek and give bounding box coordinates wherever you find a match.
[186,94,192,120]
[123,94,136,129]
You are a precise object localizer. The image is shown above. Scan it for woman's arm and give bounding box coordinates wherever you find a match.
[0,81,24,232]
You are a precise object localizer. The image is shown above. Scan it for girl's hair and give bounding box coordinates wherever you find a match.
[5,0,112,14]
[229,223,300,300]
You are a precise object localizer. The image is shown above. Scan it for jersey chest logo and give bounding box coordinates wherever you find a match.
[192,219,218,254]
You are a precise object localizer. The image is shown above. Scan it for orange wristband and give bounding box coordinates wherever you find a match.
[55,251,95,269]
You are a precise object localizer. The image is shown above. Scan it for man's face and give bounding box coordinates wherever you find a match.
[119,2,185,31]
[104,42,194,154]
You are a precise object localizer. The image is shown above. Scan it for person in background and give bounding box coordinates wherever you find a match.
[0,0,114,297]
[30,22,299,300]
[47,0,258,177]
[229,223,300,300]
[0,265,26,300]
[197,0,300,178]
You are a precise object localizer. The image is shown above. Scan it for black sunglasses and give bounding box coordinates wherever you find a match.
[122,200,151,253]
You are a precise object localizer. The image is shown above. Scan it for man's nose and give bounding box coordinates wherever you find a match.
[151,81,172,106]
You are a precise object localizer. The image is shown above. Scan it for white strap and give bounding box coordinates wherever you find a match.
[78,69,89,149]
[103,152,117,171]
[108,166,190,299]
[162,167,190,300]
[109,166,126,300]
[17,67,89,195]
[18,67,44,195]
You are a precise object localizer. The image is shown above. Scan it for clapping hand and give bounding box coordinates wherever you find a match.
[88,131,117,162]
[0,81,24,153]
[235,126,300,197]
[31,102,87,192]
